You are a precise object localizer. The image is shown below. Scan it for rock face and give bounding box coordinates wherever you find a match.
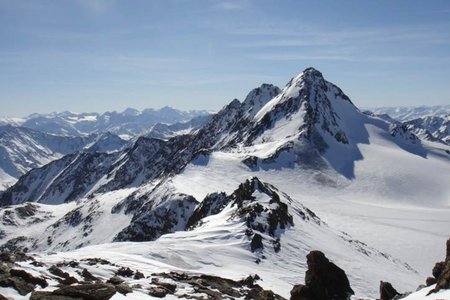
[114,177,300,258]
[152,272,285,300]
[0,252,48,296]
[290,250,354,300]
[428,238,450,295]
[1,250,287,299]
[379,281,400,300]
[32,283,116,300]
[432,261,445,279]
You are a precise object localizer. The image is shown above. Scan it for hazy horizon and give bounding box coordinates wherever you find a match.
[2,102,450,119]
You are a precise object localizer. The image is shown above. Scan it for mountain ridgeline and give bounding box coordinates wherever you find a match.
[0,107,210,137]
[0,68,368,205]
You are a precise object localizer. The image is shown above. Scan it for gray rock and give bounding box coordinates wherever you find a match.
[379,281,400,300]
[52,283,116,300]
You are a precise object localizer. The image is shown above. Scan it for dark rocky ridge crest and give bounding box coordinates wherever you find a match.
[113,176,302,259]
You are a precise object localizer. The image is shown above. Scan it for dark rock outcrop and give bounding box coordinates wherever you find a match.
[30,291,83,299]
[251,233,264,252]
[9,268,48,288]
[379,281,400,300]
[106,276,124,285]
[428,238,450,295]
[0,256,47,296]
[134,270,145,279]
[115,283,132,295]
[48,265,78,285]
[153,271,285,299]
[433,261,445,279]
[80,268,98,282]
[148,286,169,298]
[81,257,112,266]
[290,250,353,300]
[114,195,199,242]
[426,276,437,286]
[0,274,35,296]
[186,192,230,229]
[51,283,116,300]
[116,267,134,277]
[290,284,312,300]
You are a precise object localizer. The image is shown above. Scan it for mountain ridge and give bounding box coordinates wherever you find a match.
[0,106,211,137]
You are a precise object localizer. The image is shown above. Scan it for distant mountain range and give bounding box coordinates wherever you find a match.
[0,108,212,190]
[0,106,211,137]
[364,104,450,122]
[363,105,450,145]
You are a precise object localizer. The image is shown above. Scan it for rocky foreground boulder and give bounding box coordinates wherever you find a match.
[379,281,400,300]
[30,283,117,300]
[0,251,286,299]
[290,250,354,300]
[427,237,450,295]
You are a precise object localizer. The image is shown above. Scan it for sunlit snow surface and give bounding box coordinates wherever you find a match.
[16,198,420,299]
[171,129,450,276]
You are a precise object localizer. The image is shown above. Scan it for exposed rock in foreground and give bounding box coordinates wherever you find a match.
[379,281,400,300]
[290,250,354,300]
[30,283,117,300]
[0,251,285,299]
[427,238,450,295]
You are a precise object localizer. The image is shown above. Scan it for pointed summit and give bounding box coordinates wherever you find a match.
[301,67,324,79]
[248,67,355,149]
[284,67,326,91]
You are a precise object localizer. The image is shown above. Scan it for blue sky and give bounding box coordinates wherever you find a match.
[1,0,450,116]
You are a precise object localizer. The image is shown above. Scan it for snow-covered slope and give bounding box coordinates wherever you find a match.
[402,285,450,300]
[0,178,420,299]
[0,125,95,190]
[1,107,211,137]
[0,67,449,299]
[145,115,212,140]
[0,126,130,191]
[366,104,450,122]
[83,132,131,153]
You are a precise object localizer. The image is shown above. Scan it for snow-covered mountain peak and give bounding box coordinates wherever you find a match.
[289,67,325,86]
[243,84,281,117]
[249,67,354,150]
